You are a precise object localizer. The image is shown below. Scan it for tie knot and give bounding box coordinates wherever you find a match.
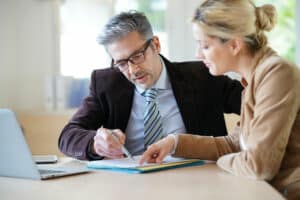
[143,88,158,102]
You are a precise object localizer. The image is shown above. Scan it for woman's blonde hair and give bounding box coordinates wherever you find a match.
[192,0,277,53]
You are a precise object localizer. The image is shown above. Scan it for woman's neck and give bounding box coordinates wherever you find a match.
[234,50,257,84]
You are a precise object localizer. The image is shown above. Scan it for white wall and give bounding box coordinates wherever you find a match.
[167,0,199,61]
[0,0,59,112]
[0,1,17,109]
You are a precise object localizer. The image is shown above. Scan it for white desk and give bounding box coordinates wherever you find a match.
[0,158,285,200]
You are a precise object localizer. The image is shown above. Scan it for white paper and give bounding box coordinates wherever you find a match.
[88,155,189,168]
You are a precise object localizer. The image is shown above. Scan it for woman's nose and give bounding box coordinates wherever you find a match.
[195,47,205,60]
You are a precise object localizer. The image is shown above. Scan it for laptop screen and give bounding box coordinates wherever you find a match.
[0,109,44,179]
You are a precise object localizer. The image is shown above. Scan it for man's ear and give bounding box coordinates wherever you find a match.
[229,37,243,56]
[152,36,161,53]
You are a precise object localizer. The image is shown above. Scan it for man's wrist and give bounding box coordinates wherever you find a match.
[86,129,103,160]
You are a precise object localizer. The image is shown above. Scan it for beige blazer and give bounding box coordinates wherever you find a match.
[174,47,300,195]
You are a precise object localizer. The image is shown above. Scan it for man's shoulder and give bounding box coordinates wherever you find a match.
[165,59,211,78]
[92,68,129,82]
[92,67,121,77]
[164,57,241,87]
[162,55,202,67]
[172,60,207,71]
[162,56,207,73]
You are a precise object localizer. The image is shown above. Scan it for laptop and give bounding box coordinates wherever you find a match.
[0,109,89,180]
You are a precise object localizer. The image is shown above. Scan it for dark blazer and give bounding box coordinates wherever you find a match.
[58,56,243,160]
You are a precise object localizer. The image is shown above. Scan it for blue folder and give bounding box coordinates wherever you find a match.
[87,157,205,174]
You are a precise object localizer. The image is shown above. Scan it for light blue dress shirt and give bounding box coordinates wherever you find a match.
[125,59,186,155]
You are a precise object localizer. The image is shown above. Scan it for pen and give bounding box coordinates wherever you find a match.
[111,131,134,160]
[102,126,134,160]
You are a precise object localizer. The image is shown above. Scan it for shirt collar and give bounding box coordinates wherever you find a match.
[136,57,171,94]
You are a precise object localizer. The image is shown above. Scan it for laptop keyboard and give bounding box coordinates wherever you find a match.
[39,169,66,175]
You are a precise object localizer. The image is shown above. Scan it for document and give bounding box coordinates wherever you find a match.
[87,155,204,173]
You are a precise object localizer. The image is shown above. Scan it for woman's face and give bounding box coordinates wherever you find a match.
[192,24,235,76]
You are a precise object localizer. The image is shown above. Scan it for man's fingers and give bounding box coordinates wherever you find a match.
[94,144,123,158]
[112,129,126,144]
[99,128,125,147]
[97,129,122,147]
[93,134,123,157]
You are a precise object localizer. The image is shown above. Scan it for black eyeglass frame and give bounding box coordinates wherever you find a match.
[110,38,153,72]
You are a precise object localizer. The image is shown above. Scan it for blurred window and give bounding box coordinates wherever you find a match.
[59,0,167,109]
[60,0,168,79]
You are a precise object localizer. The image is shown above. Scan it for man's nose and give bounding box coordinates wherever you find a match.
[128,62,139,74]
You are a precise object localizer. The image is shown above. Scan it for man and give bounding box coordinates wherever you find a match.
[58,11,243,160]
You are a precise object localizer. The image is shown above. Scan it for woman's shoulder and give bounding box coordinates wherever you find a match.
[254,48,300,87]
[249,48,300,104]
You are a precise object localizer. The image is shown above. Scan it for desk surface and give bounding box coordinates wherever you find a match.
[0,158,285,200]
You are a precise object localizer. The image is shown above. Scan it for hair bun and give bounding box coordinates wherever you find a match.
[255,4,277,31]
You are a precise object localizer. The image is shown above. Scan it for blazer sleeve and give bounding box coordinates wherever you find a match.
[58,71,104,160]
[174,125,241,160]
[217,64,299,180]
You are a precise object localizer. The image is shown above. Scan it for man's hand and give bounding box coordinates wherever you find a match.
[92,127,126,159]
[139,135,175,165]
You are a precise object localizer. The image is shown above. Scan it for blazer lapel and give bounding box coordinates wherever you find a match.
[110,74,135,132]
[162,56,200,132]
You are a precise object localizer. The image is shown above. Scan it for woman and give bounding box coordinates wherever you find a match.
[139,0,300,199]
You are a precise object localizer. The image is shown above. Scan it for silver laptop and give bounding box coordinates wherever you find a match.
[0,109,89,180]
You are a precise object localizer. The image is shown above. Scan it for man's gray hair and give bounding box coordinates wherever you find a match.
[97,10,153,46]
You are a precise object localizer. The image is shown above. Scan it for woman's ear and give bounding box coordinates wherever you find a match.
[229,37,243,56]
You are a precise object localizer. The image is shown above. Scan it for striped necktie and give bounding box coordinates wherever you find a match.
[142,88,163,149]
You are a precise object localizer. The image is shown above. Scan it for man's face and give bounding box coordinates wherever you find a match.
[107,31,162,90]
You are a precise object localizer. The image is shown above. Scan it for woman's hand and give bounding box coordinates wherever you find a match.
[139,135,176,165]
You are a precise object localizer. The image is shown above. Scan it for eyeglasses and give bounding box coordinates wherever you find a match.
[111,38,153,72]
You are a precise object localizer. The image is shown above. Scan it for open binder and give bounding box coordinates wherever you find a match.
[87,155,205,174]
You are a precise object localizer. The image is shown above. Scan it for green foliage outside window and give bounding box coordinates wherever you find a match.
[135,0,166,32]
[255,0,295,62]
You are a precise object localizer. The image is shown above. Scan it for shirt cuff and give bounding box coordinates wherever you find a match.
[168,134,179,155]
